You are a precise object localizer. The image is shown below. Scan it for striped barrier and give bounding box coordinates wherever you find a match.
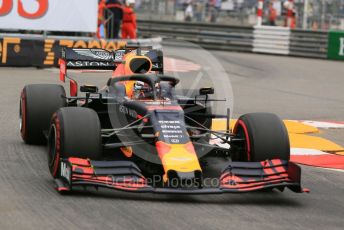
[253,26,290,55]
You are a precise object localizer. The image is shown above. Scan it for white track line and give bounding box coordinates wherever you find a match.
[290,148,328,156]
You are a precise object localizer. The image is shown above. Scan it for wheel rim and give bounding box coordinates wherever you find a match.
[233,120,251,161]
[19,92,26,139]
[19,99,22,131]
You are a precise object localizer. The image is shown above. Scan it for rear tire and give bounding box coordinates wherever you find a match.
[20,84,66,145]
[48,107,102,178]
[233,113,290,162]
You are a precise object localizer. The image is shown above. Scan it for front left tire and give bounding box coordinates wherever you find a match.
[20,84,66,145]
[48,107,102,178]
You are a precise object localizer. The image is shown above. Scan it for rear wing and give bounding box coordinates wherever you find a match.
[59,47,163,72]
[60,48,115,70]
[59,47,164,96]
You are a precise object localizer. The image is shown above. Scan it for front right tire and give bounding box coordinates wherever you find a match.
[232,113,290,162]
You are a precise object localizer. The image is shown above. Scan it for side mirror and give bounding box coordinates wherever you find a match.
[200,87,214,95]
[80,85,98,93]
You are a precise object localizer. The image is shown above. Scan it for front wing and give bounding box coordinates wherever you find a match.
[55,158,308,194]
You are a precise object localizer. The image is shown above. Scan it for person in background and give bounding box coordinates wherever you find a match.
[291,8,297,29]
[283,1,290,27]
[122,0,137,39]
[194,0,204,22]
[312,21,318,31]
[185,0,194,22]
[268,1,277,26]
[283,0,296,28]
[209,0,221,23]
[97,0,106,38]
[106,0,123,39]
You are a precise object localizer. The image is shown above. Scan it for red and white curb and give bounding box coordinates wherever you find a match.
[164,57,201,73]
[299,120,344,129]
[210,119,344,171]
[291,148,344,171]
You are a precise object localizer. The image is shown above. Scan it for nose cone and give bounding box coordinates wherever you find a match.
[156,142,200,172]
[156,141,202,184]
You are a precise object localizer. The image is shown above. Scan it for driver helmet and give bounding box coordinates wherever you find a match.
[133,81,146,99]
[134,81,145,91]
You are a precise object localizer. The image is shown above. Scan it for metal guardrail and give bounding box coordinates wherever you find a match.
[138,20,253,52]
[138,20,329,59]
[289,29,328,59]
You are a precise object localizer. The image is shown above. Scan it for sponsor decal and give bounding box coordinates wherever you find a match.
[152,63,162,69]
[59,39,127,51]
[43,39,54,65]
[74,49,113,61]
[0,37,127,67]
[144,101,172,105]
[119,105,137,118]
[114,50,125,61]
[67,61,114,67]
[60,162,71,183]
[0,37,21,64]
[170,157,193,161]
[328,31,344,60]
[339,37,344,56]
[0,0,48,19]
[0,0,96,32]
[155,113,188,144]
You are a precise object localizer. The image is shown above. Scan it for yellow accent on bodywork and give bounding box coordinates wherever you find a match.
[159,144,201,174]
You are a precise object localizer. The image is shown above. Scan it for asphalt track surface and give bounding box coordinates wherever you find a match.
[0,52,343,230]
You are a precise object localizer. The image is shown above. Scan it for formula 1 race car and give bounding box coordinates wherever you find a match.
[20,46,307,194]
